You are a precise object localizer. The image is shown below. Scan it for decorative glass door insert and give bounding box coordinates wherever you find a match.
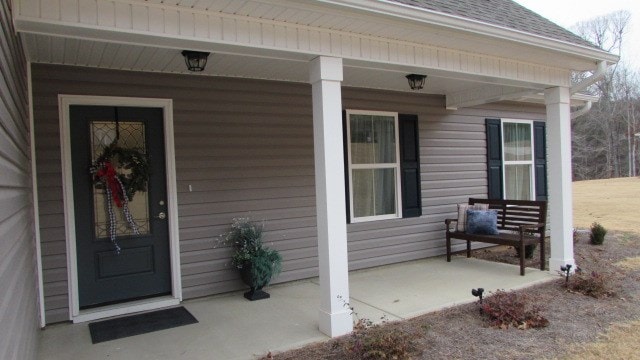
[90,120,150,239]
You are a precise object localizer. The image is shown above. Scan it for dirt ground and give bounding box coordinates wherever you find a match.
[264,178,640,360]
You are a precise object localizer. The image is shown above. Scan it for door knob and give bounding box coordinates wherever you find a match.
[156,212,166,220]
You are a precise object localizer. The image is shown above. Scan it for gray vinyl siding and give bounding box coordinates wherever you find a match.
[342,89,545,267]
[32,64,317,322]
[0,2,39,359]
[32,64,545,324]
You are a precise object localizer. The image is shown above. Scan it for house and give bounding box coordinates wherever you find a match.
[1,0,618,358]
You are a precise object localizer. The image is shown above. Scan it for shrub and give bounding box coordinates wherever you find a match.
[479,290,549,329]
[566,270,614,298]
[343,319,420,360]
[335,297,422,359]
[590,222,607,245]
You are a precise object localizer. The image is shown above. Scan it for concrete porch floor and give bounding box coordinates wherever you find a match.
[38,256,555,360]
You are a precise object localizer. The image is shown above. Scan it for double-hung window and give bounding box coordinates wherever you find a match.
[486,118,547,201]
[346,110,402,222]
[502,120,535,200]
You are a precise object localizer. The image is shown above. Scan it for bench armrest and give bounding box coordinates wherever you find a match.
[445,218,458,232]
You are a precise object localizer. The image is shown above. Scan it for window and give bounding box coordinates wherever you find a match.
[346,110,402,222]
[502,120,534,200]
[486,118,547,201]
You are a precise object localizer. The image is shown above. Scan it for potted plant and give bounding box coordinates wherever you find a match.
[219,218,282,300]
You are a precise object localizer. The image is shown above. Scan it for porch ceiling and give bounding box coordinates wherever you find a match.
[16,0,607,106]
[21,33,503,95]
[134,0,612,71]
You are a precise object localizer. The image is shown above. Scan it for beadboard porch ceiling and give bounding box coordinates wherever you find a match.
[15,0,608,105]
[21,33,480,95]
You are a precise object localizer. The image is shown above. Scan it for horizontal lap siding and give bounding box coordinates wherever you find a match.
[0,2,39,359]
[32,64,545,324]
[342,88,545,269]
[31,64,317,321]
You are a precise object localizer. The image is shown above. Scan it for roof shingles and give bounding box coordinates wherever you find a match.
[389,0,598,49]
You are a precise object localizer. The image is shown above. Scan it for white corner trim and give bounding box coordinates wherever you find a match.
[27,63,46,328]
[58,95,181,322]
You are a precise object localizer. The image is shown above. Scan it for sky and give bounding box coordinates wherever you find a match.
[514,0,640,69]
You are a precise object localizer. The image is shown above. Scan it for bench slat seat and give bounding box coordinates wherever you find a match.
[445,198,547,276]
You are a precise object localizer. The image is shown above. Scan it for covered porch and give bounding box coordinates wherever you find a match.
[38,255,554,360]
[13,0,617,343]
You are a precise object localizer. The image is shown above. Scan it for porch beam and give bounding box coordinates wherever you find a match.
[445,85,538,110]
[544,86,575,273]
[309,56,352,337]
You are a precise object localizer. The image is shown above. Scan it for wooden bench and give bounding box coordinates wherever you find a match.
[445,198,547,276]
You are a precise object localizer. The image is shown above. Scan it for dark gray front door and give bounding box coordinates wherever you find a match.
[70,106,171,309]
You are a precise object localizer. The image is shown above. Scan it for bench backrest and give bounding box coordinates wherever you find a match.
[468,198,547,233]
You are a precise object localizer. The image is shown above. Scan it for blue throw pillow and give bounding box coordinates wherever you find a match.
[466,209,499,235]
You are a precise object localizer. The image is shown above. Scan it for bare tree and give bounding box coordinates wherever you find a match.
[570,10,640,180]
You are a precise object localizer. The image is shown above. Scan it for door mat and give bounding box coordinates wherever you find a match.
[89,307,198,344]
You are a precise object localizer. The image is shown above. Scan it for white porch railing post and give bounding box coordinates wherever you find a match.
[544,86,576,273]
[309,56,352,337]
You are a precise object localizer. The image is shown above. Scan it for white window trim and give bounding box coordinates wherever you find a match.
[501,119,536,200]
[346,109,402,223]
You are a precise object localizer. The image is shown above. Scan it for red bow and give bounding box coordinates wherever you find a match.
[96,162,124,207]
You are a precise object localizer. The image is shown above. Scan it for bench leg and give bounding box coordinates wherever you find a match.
[466,240,471,258]
[446,233,451,262]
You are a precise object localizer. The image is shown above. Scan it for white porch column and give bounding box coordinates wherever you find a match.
[309,56,352,337]
[544,86,576,272]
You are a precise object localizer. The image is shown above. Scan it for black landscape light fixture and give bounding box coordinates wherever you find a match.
[182,50,210,72]
[406,74,427,90]
[560,264,573,286]
[471,287,485,303]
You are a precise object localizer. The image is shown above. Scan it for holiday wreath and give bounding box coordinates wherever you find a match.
[90,143,150,253]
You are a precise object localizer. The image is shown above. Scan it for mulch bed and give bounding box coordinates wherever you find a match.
[264,230,640,359]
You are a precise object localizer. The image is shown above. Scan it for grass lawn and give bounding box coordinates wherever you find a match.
[564,177,640,359]
[573,177,640,233]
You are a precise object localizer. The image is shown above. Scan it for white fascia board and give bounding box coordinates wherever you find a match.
[315,0,620,67]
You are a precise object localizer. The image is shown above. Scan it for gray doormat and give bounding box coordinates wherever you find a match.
[88,307,198,344]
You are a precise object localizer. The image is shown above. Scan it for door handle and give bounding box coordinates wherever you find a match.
[155,212,166,220]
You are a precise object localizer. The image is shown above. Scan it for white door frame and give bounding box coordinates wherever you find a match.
[59,95,182,323]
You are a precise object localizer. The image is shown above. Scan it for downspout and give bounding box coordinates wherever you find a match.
[570,60,609,119]
[571,60,608,94]
[570,101,592,119]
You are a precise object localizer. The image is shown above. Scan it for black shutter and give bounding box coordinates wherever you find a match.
[486,118,503,200]
[533,121,547,201]
[342,111,351,223]
[399,114,422,218]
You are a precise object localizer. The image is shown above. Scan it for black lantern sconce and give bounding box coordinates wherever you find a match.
[182,50,210,72]
[406,74,427,90]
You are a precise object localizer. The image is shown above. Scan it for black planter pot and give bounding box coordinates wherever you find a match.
[240,263,271,301]
[243,288,270,301]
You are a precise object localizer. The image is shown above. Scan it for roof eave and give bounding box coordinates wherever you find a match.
[314,0,620,68]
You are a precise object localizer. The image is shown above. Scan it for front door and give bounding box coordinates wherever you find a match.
[70,106,171,309]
